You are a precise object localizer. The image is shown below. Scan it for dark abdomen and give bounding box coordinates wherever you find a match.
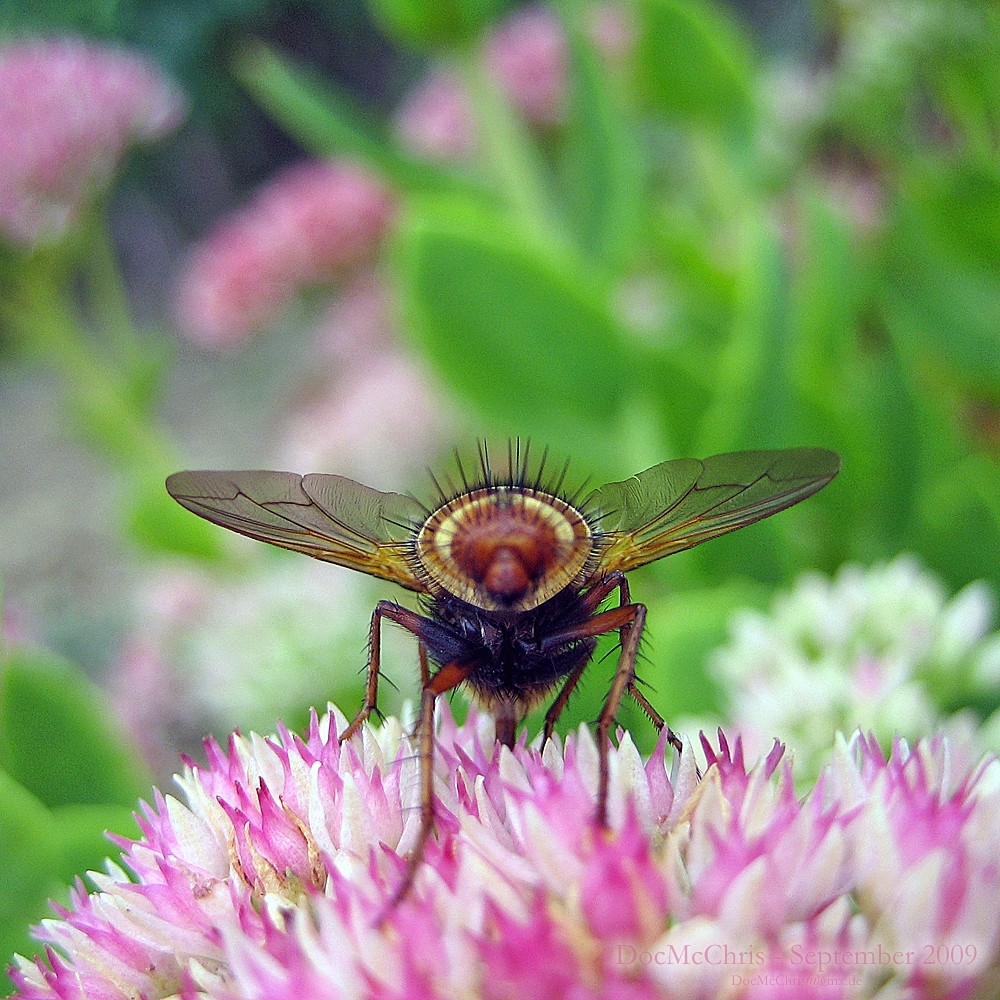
[422,590,599,709]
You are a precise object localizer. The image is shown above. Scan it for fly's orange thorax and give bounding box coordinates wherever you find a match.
[414,487,595,611]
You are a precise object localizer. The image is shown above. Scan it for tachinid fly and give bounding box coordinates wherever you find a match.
[166,442,840,911]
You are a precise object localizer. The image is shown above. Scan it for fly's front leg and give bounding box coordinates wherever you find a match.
[340,601,429,744]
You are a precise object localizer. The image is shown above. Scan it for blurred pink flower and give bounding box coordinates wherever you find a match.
[9,704,1000,999]
[0,37,183,246]
[174,160,395,348]
[277,278,457,484]
[2,600,36,646]
[587,3,637,63]
[396,4,633,160]
[279,348,456,487]
[394,70,477,162]
[485,7,567,127]
[311,275,396,365]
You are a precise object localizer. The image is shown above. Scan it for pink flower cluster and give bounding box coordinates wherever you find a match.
[484,6,568,127]
[0,38,183,246]
[9,705,1000,1000]
[174,160,395,348]
[395,5,634,160]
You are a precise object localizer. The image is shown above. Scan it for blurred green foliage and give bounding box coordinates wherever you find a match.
[0,642,147,992]
[232,0,999,594]
[227,0,1000,738]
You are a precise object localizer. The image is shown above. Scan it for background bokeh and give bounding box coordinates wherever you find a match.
[1,0,999,988]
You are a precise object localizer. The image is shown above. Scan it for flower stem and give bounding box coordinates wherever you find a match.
[11,269,176,472]
[83,210,142,369]
[460,48,562,240]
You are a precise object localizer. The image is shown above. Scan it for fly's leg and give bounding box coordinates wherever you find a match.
[538,573,630,751]
[581,573,683,755]
[539,597,644,826]
[539,659,590,752]
[341,602,474,921]
[340,601,428,743]
[627,683,682,755]
[539,572,682,827]
[377,658,472,921]
[602,576,683,757]
[592,601,645,826]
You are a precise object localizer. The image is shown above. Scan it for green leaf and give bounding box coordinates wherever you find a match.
[638,581,763,720]
[696,216,792,454]
[882,161,1000,387]
[919,4,1000,157]
[0,769,58,989]
[50,803,140,890]
[0,0,118,34]
[636,0,755,136]
[0,783,141,993]
[0,773,57,914]
[558,15,643,272]
[0,648,151,809]
[789,189,864,399]
[647,581,763,715]
[907,159,1000,272]
[364,0,508,48]
[394,200,629,443]
[126,470,227,561]
[234,45,478,199]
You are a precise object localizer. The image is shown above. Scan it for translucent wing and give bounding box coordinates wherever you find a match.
[588,448,840,574]
[165,470,427,591]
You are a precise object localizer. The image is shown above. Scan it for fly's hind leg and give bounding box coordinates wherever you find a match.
[594,601,646,827]
[539,592,648,827]
[377,658,472,921]
[589,573,683,756]
[626,682,682,755]
[538,572,634,752]
[539,571,684,827]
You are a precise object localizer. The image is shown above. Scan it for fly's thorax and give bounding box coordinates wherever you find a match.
[414,486,595,611]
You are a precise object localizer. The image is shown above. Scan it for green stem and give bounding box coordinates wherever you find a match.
[13,272,176,473]
[83,212,141,367]
[459,48,561,240]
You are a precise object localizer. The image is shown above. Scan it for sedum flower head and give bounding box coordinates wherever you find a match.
[174,160,395,348]
[0,37,183,246]
[394,70,477,162]
[483,6,568,127]
[711,556,1000,775]
[10,704,1000,999]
